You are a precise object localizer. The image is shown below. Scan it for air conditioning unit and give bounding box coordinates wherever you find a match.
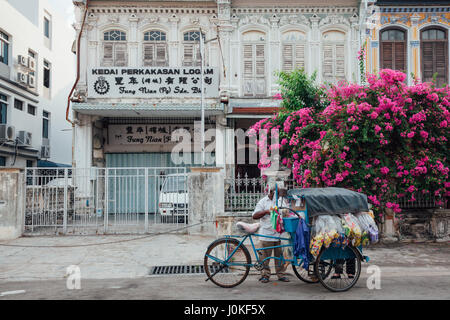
[0,124,15,141]
[28,74,36,88]
[18,55,28,67]
[41,145,50,159]
[18,131,32,146]
[28,57,36,72]
[17,72,27,84]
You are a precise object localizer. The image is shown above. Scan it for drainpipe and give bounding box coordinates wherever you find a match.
[67,0,89,124]
[67,0,90,168]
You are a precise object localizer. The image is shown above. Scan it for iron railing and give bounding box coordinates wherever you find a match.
[224,173,297,213]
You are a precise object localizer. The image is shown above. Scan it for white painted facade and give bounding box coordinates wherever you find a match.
[0,0,75,167]
[71,0,362,177]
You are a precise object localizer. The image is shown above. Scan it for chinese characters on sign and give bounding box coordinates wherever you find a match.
[88,67,219,98]
[108,124,213,145]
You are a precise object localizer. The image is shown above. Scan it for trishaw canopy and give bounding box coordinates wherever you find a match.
[287,187,369,217]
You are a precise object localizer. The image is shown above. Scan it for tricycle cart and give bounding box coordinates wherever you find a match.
[204,187,371,292]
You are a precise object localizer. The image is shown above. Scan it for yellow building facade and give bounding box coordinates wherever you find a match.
[364,1,450,86]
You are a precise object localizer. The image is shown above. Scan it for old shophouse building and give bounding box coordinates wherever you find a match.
[71,0,364,179]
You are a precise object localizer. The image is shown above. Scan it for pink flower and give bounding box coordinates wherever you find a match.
[351,125,359,131]
[407,132,415,138]
[381,167,389,175]
[369,111,379,120]
[420,130,429,139]
[374,125,381,134]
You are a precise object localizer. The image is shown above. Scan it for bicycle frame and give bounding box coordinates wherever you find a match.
[206,232,304,269]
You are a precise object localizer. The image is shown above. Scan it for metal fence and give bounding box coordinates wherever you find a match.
[398,192,443,210]
[224,173,445,213]
[25,167,188,235]
[224,173,297,213]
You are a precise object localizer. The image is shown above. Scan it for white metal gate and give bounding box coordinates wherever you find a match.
[24,167,188,235]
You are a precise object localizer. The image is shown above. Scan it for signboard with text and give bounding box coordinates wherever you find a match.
[88,67,219,98]
[108,124,213,146]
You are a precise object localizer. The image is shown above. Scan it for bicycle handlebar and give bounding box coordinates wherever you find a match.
[278,206,302,218]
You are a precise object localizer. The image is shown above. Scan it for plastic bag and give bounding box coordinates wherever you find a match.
[343,213,363,247]
[356,212,379,244]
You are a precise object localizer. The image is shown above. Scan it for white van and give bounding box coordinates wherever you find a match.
[158,174,188,223]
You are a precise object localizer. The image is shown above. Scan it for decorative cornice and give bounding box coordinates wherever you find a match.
[279,14,310,27]
[319,14,350,27]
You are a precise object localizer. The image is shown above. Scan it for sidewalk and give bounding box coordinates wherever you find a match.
[0,234,449,283]
[0,234,216,282]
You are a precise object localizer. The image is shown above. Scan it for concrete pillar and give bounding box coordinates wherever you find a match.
[0,168,25,240]
[188,167,224,236]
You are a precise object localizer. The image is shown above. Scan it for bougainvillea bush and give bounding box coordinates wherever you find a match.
[250,69,450,218]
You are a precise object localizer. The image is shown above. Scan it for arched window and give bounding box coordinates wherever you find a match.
[143,30,168,66]
[281,30,306,72]
[182,31,204,67]
[322,30,346,83]
[242,30,266,97]
[421,27,448,87]
[380,28,407,73]
[102,30,127,67]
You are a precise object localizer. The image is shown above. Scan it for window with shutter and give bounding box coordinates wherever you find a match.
[322,43,346,83]
[322,44,334,79]
[421,27,448,87]
[322,31,347,84]
[143,30,167,67]
[143,43,154,66]
[295,44,305,70]
[242,43,266,97]
[183,44,194,66]
[103,43,114,66]
[380,28,407,73]
[115,43,127,67]
[282,44,294,71]
[282,43,305,72]
[281,30,306,72]
[102,30,127,67]
[182,31,204,67]
[335,44,345,80]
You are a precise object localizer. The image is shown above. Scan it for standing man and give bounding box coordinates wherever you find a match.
[252,181,290,283]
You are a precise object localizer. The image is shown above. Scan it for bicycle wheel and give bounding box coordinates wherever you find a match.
[204,238,251,288]
[292,263,318,283]
[314,246,362,292]
[292,258,333,283]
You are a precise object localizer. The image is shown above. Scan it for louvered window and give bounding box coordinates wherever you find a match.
[421,28,448,87]
[322,43,346,83]
[102,30,127,67]
[380,28,406,73]
[182,31,204,67]
[242,43,266,97]
[282,43,305,72]
[143,30,167,67]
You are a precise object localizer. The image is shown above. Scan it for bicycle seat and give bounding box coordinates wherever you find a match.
[236,222,260,234]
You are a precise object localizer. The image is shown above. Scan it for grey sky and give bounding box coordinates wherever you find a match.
[48,0,75,26]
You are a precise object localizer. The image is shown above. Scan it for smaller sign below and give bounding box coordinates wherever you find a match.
[108,124,214,146]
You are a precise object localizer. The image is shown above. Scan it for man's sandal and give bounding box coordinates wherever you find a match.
[278,276,290,282]
[259,276,270,283]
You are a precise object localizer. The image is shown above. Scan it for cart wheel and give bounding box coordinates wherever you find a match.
[314,246,361,292]
[204,238,251,288]
[292,259,333,284]
[292,263,318,283]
